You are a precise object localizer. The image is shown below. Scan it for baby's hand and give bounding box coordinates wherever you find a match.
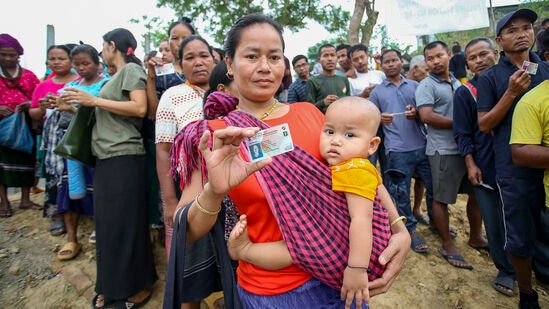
[341,266,369,309]
[228,215,252,260]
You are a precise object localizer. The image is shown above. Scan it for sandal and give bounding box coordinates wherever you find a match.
[0,206,13,218]
[89,231,96,244]
[411,235,429,253]
[414,213,430,225]
[428,226,458,239]
[57,242,81,261]
[50,220,66,236]
[19,201,43,210]
[492,275,515,297]
[103,290,152,309]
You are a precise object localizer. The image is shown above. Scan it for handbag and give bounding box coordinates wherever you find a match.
[0,112,34,153]
[53,106,96,167]
[163,202,242,309]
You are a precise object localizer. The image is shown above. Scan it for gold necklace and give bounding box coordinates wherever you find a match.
[236,99,279,120]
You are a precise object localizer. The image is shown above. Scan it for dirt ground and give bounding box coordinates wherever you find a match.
[1,189,549,309]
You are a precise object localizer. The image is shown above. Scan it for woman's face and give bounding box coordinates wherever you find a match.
[169,24,193,61]
[72,52,99,81]
[47,48,72,75]
[0,47,19,69]
[227,23,285,104]
[181,40,214,88]
[159,40,173,63]
[101,40,115,66]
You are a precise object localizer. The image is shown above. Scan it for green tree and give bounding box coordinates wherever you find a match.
[129,15,169,52]
[156,0,350,45]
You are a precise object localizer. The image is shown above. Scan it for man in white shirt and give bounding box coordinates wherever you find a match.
[348,44,385,98]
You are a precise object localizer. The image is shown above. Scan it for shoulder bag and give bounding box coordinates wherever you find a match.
[53,106,95,167]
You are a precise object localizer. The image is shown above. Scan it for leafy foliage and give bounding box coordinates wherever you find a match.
[156,0,350,45]
[129,15,170,51]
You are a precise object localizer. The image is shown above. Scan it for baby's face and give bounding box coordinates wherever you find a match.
[320,102,379,166]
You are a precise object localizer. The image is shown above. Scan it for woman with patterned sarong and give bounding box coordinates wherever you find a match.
[167,14,410,309]
[29,44,79,235]
[0,33,40,218]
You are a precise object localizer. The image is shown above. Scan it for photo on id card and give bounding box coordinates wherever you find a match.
[246,123,294,162]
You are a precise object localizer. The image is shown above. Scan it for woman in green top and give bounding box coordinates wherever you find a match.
[62,28,157,309]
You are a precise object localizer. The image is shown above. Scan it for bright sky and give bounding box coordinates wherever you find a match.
[2,0,520,76]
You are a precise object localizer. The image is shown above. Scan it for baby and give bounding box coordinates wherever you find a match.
[229,97,388,309]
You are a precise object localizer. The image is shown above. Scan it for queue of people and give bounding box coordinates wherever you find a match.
[0,7,548,309]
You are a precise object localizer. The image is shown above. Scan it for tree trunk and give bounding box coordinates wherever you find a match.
[348,0,367,44]
[360,10,378,45]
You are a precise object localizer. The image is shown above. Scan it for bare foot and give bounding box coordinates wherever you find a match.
[228,215,252,260]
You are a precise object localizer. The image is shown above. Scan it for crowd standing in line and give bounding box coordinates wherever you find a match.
[477,9,549,309]
[0,6,548,309]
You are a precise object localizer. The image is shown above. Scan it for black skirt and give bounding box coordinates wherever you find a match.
[93,155,157,301]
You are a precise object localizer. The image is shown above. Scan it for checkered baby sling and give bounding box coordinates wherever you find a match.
[171,91,391,289]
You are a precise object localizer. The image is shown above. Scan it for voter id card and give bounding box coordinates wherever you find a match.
[522,61,538,75]
[246,123,294,162]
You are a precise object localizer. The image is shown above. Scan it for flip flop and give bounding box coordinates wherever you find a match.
[57,242,81,261]
[0,206,13,218]
[492,275,515,297]
[19,201,43,210]
[88,231,96,244]
[411,235,429,253]
[469,243,490,251]
[102,292,152,309]
[50,220,66,236]
[415,213,430,225]
[428,226,458,239]
[438,248,473,270]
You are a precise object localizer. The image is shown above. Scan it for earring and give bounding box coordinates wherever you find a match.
[225,72,234,81]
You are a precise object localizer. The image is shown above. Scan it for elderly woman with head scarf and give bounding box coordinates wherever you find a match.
[0,33,41,218]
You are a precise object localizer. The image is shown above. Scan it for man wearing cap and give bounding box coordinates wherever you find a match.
[453,37,516,297]
[477,8,549,308]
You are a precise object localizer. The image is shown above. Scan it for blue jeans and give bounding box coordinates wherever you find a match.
[473,185,514,278]
[384,149,433,234]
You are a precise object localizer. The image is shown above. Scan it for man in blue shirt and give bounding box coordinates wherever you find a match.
[477,9,549,308]
[369,49,432,255]
[287,55,310,103]
[453,37,515,297]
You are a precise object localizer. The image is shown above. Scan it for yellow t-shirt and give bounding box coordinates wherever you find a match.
[510,80,549,207]
[331,158,382,200]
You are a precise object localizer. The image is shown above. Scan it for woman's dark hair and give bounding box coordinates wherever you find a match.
[212,47,225,59]
[203,60,233,103]
[102,28,142,66]
[178,35,213,64]
[47,44,73,58]
[168,17,196,36]
[70,44,100,65]
[224,13,284,60]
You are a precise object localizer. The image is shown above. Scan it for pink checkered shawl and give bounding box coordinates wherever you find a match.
[171,91,390,289]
